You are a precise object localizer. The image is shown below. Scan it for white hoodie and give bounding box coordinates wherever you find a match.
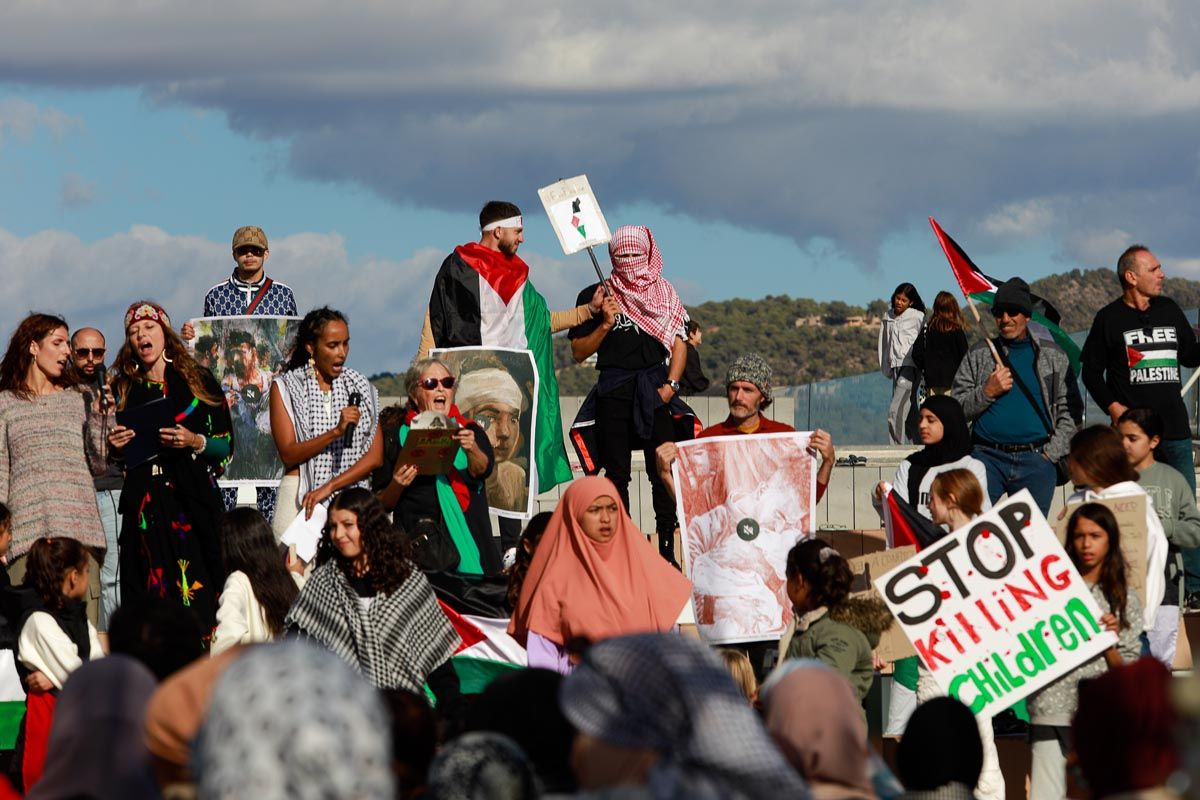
[878,306,924,378]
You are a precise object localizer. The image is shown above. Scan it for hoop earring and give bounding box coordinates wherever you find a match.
[162,353,174,364]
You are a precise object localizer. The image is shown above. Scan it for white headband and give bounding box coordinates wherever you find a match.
[481,215,523,232]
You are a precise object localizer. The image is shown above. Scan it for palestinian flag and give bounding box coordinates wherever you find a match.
[428,243,574,500]
[0,652,23,749]
[428,572,525,697]
[929,217,1082,373]
[882,486,944,550]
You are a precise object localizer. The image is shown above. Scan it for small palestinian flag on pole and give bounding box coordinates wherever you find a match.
[882,485,944,550]
[929,217,1083,373]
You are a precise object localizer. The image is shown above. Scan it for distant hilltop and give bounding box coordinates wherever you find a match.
[372,267,1200,398]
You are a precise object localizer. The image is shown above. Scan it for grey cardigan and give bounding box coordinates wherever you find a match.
[951,335,1077,463]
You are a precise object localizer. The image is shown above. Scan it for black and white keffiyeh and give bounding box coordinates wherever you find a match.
[285,561,461,692]
[275,364,379,498]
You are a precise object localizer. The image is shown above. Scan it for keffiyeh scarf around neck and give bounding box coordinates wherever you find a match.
[607,225,688,352]
[285,562,460,692]
[276,364,378,498]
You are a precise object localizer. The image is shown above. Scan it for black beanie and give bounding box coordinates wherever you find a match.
[993,278,1032,316]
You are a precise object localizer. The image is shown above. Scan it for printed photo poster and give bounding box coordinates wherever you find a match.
[188,316,300,486]
[431,346,539,518]
[874,490,1118,720]
[537,175,613,255]
[673,432,816,644]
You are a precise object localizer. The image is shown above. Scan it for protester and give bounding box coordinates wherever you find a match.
[681,319,710,394]
[269,307,381,540]
[377,357,500,576]
[454,366,527,514]
[421,201,598,557]
[879,282,926,444]
[1120,407,1200,663]
[106,601,205,681]
[761,661,877,799]
[560,633,808,798]
[655,353,836,502]
[108,301,230,638]
[210,507,302,655]
[780,538,890,705]
[896,697,983,800]
[26,656,158,800]
[181,225,297,521]
[504,511,551,611]
[911,291,969,397]
[384,689,439,800]
[0,314,106,618]
[1067,425,1167,638]
[71,326,124,632]
[568,224,691,565]
[285,488,462,702]
[194,640,395,800]
[1027,503,1142,800]
[427,732,538,800]
[507,476,691,674]
[720,648,759,705]
[16,537,104,788]
[1083,244,1200,609]
[952,277,1076,515]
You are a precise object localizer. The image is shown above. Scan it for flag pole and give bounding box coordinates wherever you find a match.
[928,217,1003,369]
[585,245,610,296]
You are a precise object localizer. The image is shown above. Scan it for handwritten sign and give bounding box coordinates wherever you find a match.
[874,490,1117,719]
[537,175,612,255]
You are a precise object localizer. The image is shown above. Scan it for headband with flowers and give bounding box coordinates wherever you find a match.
[124,301,171,332]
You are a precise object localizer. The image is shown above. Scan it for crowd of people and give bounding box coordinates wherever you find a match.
[0,204,1192,799]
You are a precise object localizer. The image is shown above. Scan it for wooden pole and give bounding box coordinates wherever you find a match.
[963,292,1004,368]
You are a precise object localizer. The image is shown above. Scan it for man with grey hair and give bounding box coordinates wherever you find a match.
[456,367,529,513]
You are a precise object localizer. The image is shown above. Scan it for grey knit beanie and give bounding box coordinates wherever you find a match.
[726,353,773,404]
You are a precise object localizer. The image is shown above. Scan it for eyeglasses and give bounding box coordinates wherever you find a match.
[990,305,1025,319]
[74,348,106,359]
[235,246,265,258]
[420,377,456,390]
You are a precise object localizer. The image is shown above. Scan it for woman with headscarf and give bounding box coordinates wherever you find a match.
[508,476,692,674]
[561,633,808,799]
[567,225,692,565]
[427,732,538,800]
[107,301,232,639]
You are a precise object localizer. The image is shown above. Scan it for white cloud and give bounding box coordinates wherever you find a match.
[1061,227,1133,268]
[982,199,1055,238]
[0,97,80,145]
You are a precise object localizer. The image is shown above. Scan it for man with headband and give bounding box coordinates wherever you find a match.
[419,200,608,561]
[455,367,528,513]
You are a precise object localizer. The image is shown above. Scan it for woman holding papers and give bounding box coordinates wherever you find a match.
[376,357,500,576]
[269,307,381,541]
[107,301,232,641]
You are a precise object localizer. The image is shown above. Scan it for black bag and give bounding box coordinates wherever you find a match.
[403,517,460,573]
[994,338,1070,487]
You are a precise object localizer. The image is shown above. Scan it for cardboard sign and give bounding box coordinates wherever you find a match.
[398,418,460,475]
[1054,494,1148,610]
[874,490,1117,719]
[674,432,816,644]
[849,546,918,661]
[537,175,613,255]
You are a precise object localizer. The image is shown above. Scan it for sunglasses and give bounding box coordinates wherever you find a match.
[990,305,1025,318]
[420,376,456,390]
[235,246,265,257]
[74,348,106,359]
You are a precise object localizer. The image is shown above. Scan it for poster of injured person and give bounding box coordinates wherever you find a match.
[673,432,816,644]
[188,315,300,486]
[873,490,1117,720]
[431,346,538,518]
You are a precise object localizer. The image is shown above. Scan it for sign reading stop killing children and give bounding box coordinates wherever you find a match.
[673,432,816,644]
[874,490,1117,720]
[537,175,613,256]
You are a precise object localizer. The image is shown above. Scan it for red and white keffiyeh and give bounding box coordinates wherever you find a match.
[606,225,687,352]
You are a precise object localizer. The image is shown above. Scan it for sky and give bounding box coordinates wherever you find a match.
[3,2,1200,373]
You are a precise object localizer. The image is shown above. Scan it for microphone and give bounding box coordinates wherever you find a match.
[94,364,108,411]
[343,391,362,446]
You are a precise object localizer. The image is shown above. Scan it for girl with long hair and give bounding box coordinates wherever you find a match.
[211,508,302,655]
[0,314,106,602]
[911,291,969,396]
[879,282,926,444]
[1066,425,1167,643]
[269,307,381,542]
[17,537,104,788]
[1027,503,1142,799]
[106,301,232,641]
[285,488,461,707]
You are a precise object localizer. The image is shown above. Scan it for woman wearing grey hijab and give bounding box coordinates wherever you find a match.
[560,634,808,800]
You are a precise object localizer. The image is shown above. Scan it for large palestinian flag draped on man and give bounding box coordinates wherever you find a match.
[929,217,1082,373]
[428,242,574,496]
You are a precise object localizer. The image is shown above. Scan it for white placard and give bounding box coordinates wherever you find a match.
[537,175,613,255]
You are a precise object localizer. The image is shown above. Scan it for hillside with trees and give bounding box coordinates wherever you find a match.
[374,267,1200,398]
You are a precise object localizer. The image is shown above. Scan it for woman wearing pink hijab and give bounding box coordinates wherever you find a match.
[508,476,692,673]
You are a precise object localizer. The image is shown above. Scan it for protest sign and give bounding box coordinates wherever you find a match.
[874,490,1117,719]
[673,432,816,644]
[537,175,612,256]
[431,347,538,518]
[188,316,299,486]
[399,411,460,475]
[1054,494,1148,610]
[849,546,918,661]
